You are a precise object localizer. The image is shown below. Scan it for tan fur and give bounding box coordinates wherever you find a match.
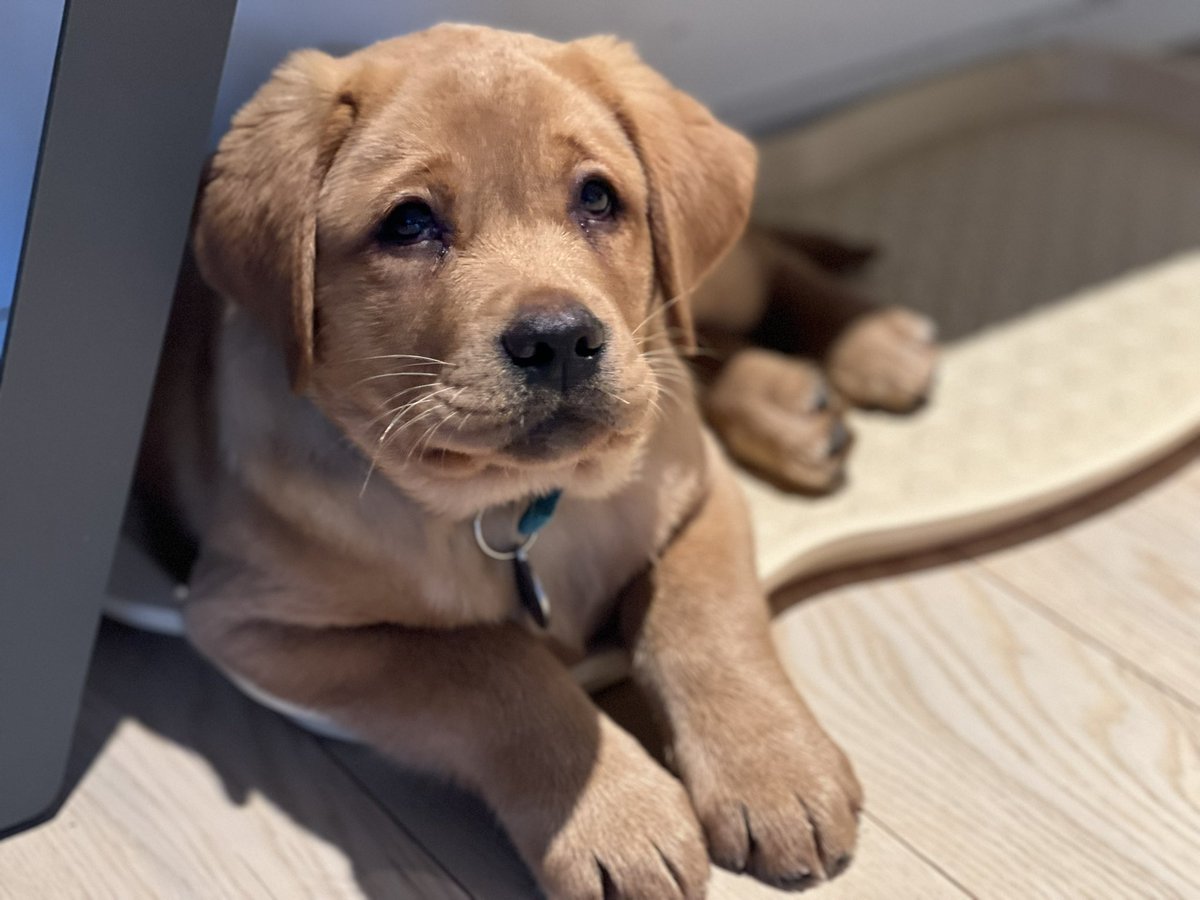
[146,24,864,898]
[693,226,938,492]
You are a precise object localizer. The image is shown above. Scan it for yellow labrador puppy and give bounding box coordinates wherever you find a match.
[143,24,879,898]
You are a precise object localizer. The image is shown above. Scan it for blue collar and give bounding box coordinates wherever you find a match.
[471,490,562,629]
[516,490,562,537]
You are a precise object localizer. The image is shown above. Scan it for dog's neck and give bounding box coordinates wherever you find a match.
[472,490,562,628]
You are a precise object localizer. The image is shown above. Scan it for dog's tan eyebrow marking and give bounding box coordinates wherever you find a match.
[368,153,455,214]
[554,133,607,165]
[385,152,454,186]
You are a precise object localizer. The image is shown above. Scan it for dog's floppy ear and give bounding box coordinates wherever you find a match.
[566,37,757,352]
[194,50,356,392]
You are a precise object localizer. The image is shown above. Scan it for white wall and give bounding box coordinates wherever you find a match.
[212,0,1088,141]
[212,0,1200,142]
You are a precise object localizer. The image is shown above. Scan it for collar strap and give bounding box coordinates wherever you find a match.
[473,490,563,560]
[517,490,562,537]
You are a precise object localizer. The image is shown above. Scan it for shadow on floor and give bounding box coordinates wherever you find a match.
[45,619,538,899]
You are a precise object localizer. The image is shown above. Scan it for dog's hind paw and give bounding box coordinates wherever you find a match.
[705,348,851,494]
[826,306,938,413]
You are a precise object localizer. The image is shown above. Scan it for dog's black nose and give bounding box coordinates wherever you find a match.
[502,303,606,391]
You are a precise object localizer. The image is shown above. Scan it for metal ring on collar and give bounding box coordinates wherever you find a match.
[473,510,539,561]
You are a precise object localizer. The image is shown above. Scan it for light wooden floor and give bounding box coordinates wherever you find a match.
[2,444,1198,899]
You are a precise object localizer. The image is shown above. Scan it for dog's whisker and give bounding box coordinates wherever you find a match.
[370,404,444,468]
[348,362,450,389]
[370,394,435,427]
[630,293,687,337]
[653,385,683,408]
[422,412,455,457]
[647,397,666,423]
[650,371,692,387]
[635,322,690,341]
[356,370,442,385]
[413,422,440,460]
[407,413,449,464]
[636,329,719,359]
[359,459,380,498]
[640,344,717,360]
[390,405,443,446]
[358,423,397,497]
[378,381,448,407]
[344,353,452,366]
[374,409,412,451]
[647,370,694,392]
[598,387,631,406]
[376,392,455,443]
[362,384,451,430]
[646,355,694,376]
[647,372,687,408]
[369,360,449,372]
[386,384,457,411]
[358,396,446,495]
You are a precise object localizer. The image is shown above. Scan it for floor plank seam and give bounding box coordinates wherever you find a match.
[858,809,978,899]
[970,565,1200,716]
[316,741,477,899]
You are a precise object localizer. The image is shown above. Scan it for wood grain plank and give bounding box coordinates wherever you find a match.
[771,563,1200,898]
[978,457,1200,707]
[0,623,468,900]
[708,815,967,899]
[330,675,964,899]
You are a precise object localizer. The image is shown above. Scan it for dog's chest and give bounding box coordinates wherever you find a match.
[527,503,657,651]
[391,449,705,654]
[407,499,657,656]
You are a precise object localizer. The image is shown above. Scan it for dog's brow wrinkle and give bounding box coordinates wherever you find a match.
[369,154,454,203]
[554,132,603,162]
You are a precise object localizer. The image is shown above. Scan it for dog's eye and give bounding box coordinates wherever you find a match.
[378,200,439,246]
[578,178,616,220]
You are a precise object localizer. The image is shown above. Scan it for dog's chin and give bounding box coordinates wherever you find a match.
[382,403,653,519]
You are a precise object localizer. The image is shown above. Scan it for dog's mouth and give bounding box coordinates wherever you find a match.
[404,386,651,473]
[501,406,627,460]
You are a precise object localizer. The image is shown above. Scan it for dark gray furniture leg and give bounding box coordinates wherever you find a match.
[0,0,235,831]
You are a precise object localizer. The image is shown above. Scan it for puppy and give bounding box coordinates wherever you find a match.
[143,24,867,898]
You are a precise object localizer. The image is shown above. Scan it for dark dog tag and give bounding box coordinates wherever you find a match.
[513,547,550,628]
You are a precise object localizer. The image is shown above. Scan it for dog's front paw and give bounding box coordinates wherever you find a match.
[516,721,709,900]
[705,348,852,494]
[677,707,863,890]
[827,307,938,412]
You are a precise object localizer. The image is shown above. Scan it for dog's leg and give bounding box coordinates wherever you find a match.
[620,450,863,889]
[753,225,877,276]
[185,576,709,899]
[703,347,851,493]
[695,226,938,413]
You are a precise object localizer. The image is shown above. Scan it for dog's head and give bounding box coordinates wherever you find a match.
[195,25,755,515]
